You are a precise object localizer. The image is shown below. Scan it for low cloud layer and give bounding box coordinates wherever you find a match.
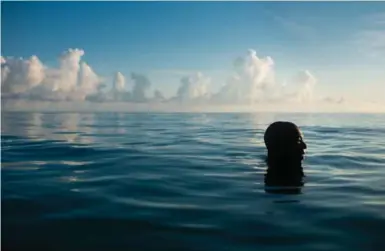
[1,47,355,111]
[174,72,211,103]
[130,73,152,103]
[1,49,101,101]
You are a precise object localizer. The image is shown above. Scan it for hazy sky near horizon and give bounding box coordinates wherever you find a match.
[1,1,385,112]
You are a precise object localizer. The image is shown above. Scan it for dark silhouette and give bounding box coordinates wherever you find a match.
[263,121,307,194]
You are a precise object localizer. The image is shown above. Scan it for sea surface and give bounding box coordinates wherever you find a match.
[2,112,385,251]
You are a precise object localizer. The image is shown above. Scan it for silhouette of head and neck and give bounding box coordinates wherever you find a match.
[264,121,307,194]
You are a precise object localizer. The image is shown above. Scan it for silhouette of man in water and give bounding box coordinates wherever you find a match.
[264,121,307,194]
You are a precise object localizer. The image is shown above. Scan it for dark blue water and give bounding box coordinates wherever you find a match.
[2,112,385,251]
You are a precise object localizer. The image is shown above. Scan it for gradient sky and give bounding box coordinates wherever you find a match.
[2,1,385,103]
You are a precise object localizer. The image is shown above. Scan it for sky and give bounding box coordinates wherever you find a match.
[1,1,385,112]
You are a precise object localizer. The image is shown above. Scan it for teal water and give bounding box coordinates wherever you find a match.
[2,112,385,251]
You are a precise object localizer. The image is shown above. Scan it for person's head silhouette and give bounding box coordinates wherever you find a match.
[263,121,307,193]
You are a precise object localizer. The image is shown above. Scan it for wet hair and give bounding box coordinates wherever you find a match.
[264,121,306,190]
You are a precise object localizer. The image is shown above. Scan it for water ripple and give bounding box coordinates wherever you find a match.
[2,112,385,251]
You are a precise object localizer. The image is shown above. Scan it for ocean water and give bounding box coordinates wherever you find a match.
[1,112,385,251]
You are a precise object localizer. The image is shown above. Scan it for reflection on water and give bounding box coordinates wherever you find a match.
[2,112,94,144]
[2,112,385,251]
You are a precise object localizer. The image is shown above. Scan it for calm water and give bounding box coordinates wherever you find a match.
[2,112,385,251]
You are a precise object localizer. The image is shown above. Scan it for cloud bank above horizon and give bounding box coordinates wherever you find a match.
[1,48,383,113]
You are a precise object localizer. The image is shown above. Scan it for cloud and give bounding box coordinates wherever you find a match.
[85,72,152,103]
[175,72,211,103]
[86,71,130,102]
[56,48,84,92]
[112,71,125,92]
[1,58,10,86]
[77,62,102,98]
[3,47,367,112]
[213,49,275,104]
[1,48,104,102]
[1,55,45,96]
[130,73,151,102]
[153,89,166,102]
[1,48,319,107]
[292,70,317,102]
[111,71,130,101]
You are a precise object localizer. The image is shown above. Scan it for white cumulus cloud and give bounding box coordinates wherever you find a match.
[113,72,126,92]
[78,62,101,96]
[1,48,105,102]
[176,72,211,102]
[292,70,317,102]
[213,49,275,104]
[2,47,362,112]
[1,55,45,96]
[130,73,152,102]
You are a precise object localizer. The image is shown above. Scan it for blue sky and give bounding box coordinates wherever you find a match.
[1,1,385,107]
